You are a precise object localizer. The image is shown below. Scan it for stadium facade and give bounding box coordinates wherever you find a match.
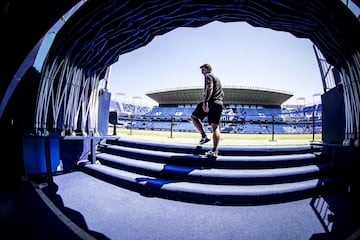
[110,86,322,134]
[146,86,293,106]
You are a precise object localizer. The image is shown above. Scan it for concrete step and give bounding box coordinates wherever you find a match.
[79,140,333,205]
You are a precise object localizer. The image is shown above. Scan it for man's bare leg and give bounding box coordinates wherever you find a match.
[191,114,206,137]
[211,123,220,152]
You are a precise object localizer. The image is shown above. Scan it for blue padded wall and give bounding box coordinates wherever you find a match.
[98,90,111,136]
[322,86,345,144]
[23,137,60,175]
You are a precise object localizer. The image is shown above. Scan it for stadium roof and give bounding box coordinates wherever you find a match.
[146,86,293,106]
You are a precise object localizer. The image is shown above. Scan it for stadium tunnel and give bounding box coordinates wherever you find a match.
[1,1,360,188]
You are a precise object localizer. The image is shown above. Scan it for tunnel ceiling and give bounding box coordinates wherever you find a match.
[48,0,360,78]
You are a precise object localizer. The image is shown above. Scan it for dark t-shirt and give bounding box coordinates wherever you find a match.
[204,73,224,105]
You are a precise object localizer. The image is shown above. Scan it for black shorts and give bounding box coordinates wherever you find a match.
[192,102,223,124]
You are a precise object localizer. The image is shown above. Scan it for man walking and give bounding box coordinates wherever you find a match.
[191,63,224,158]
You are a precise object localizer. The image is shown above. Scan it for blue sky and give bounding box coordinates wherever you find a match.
[108,21,324,107]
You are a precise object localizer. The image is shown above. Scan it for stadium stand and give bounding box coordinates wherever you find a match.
[109,86,322,134]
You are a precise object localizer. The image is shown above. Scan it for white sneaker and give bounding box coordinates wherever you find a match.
[205,150,218,158]
[199,136,210,144]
